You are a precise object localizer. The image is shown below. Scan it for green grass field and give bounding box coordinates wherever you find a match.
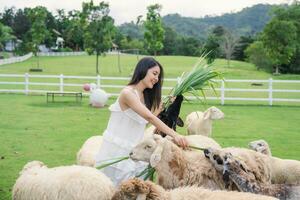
[0,55,300,199]
[0,54,300,79]
[0,94,300,199]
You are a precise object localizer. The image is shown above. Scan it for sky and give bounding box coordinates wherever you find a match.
[0,0,292,25]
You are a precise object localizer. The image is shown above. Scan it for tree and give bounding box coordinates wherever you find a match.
[83,1,115,74]
[233,35,254,61]
[203,34,220,64]
[162,26,179,55]
[144,4,165,56]
[28,6,50,69]
[245,41,273,71]
[262,19,297,74]
[0,22,15,53]
[219,29,239,67]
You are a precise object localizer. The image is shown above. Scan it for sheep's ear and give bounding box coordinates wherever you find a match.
[176,117,184,127]
[150,139,165,167]
[136,194,147,200]
[203,109,211,120]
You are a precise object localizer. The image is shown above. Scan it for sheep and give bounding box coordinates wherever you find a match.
[204,147,300,185]
[76,133,221,170]
[76,135,103,167]
[248,139,300,184]
[130,134,236,190]
[204,149,300,200]
[144,126,221,149]
[13,160,115,200]
[185,106,224,137]
[112,178,277,200]
[249,140,272,156]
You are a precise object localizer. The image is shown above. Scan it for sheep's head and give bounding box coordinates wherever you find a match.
[248,139,271,156]
[204,148,253,186]
[21,160,46,175]
[204,106,224,120]
[130,134,167,167]
[204,148,230,172]
[111,178,151,200]
[157,95,184,137]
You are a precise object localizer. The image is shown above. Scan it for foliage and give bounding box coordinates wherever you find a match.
[28,6,50,55]
[203,34,221,64]
[83,1,116,74]
[144,4,165,55]
[268,2,300,74]
[233,35,254,61]
[162,4,274,39]
[245,41,273,71]
[0,22,15,50]
[169,56,222,104]
[262,19,297,73]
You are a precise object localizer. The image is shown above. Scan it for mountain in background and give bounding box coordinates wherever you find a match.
[119,4,278,40]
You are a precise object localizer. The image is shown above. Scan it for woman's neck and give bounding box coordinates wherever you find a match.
[129,82,146,95]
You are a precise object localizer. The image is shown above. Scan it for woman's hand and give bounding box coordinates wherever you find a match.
[173,134,189,149]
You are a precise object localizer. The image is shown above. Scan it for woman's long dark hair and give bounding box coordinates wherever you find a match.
[128,57,164,111]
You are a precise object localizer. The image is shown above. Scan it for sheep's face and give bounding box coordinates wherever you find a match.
[204,148,229,172]
[130,136,159,163]
[209,106,224,120]
[248,140,269,155]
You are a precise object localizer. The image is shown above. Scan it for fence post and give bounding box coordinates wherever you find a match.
[269,78,273,106]
[25,73,29,95]
[221,80,225,105]
[97,75,101,88]
[60,74,64,92]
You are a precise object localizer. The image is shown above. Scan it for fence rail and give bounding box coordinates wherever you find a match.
[0,53,33,66]
[0,73,300,105]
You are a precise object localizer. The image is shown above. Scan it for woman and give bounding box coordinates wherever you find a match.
[95,57,188,186]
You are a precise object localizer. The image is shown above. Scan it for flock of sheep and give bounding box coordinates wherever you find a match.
[12,106,300,200]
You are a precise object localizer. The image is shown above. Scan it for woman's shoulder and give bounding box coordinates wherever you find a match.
[119,86,138,101]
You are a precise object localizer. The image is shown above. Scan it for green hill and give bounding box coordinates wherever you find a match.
[119,4,279,40]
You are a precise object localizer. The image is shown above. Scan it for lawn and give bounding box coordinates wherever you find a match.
[0,54,300,80]
[0,94,300,199]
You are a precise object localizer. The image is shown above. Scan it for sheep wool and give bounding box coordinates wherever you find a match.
[112,178,277,200]
[76,135,103,167]
[13,161,115,200]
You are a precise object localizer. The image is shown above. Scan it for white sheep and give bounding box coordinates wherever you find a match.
[130,134,236,190]
[144,125,221,149]
[13,161,115,200]
[112,178,277,200]
[185,106,224,137]
[248,140,272,156]
[248,140,300,184]
[76,135,103,167]
[76,131,221,169]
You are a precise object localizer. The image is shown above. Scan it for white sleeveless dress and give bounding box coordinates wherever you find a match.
[95,90,148,186]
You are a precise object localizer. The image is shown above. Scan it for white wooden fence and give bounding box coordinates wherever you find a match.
[0,53,33,66]
[0,73,300,106]
[37,52,87,56]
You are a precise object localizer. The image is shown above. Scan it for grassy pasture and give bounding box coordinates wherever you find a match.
[0,55,300,199]
[0,94,300,199]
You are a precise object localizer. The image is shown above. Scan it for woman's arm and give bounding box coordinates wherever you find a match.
[119,89,188,148]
